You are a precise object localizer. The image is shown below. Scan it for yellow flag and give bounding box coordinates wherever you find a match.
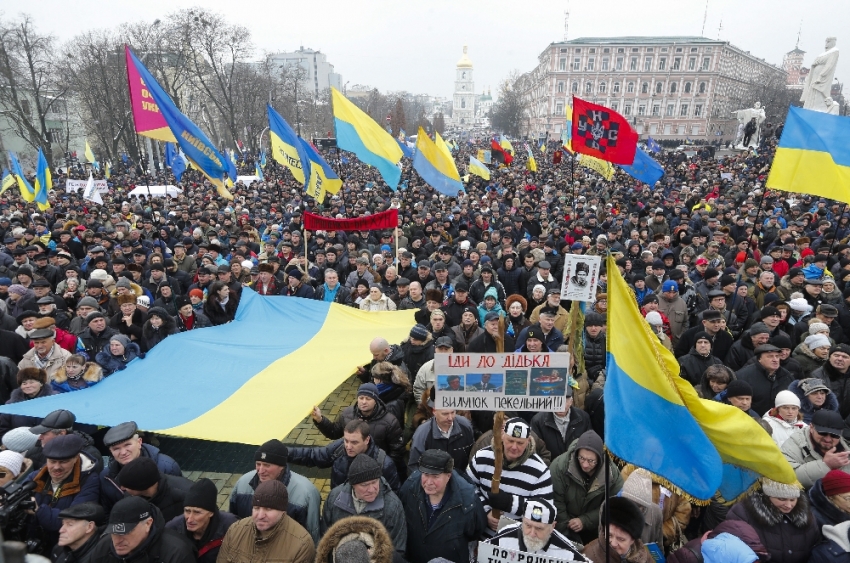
[84,141,96,163]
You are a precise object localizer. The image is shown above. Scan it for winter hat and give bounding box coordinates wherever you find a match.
[700,533,758,563]
[117,457,160,491]
[253,480,288,511]
[7,284,27,296]
[749,323,769,336]
[774,390,801,409]
[760,477,800,499]
[574,430,603,461]
[184,478,219,513]
[805,334,831,351]
[334,539,371,563]
[147,307,170,321]
[175,296,192,309]
[116,278,132,290]
[585,312,605,327]
[725,379,753,398]
[357,383,380,402]
[2,427,39,453]
[788,298,812,313]
[822,470,850,497]
[116,293,136,306]
[832,343,850,357]
[808,322,830,335]
[348,453,382,485]
[425,289,444,303]
[189,289,204,299]
[799,378,831,396]
[89,269,109,281]
[254,439,288,467]
[645,311,663,326]
[0,451,24,477]
[604,497,645,541]
[694,331,712,344]
[505,294,528,313]
[770,333,793,350]
[661,280,678,292]
[409,324,429,342]
[17,367,47,387]
[109,334,131,351]
[76,296,100,309]
[621,467,654,505]
[136,296,150,308]
[0,278,11,286]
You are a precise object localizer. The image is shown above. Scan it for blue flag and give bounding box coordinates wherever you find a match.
[164,142,187,181]
[647,137,661,153]
[396,139,413,159]
[340,156,349,164]
[620,148,665,185]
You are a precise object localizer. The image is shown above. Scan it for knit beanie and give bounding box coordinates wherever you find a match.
[805,334,831,351]
[334,539,371,563]
[255,439,288,467]
[184,478,219,513]
[749,323,769,336]
[774,390,801,409]
[2,427,39,453]
[76,296,100,309]
[357,383,380,401]
[760,477,800,499]
[117,457,160,491]
[7,284,28,296]
[110,334,131,351]
[253,480,288,511]
[0,450,24,477]
[604,497,645,541]
[348,453,382,485]
[725,379,753,398]
[645,311,663,326]
[808,322,830,336]
[189,289,204,299]
[822,470,850,497]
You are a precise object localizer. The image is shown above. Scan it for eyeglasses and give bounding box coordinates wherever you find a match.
[578,455,598,466]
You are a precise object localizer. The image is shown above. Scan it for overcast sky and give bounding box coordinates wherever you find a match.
[23,0,849,101]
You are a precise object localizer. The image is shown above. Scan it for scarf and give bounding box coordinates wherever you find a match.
[32,345,55,370]
[219,295,229,310]
[181,313,195,331]
[322,283,340,302]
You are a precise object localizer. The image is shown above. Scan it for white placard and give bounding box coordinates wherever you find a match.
[65,179,108,193]
[434,353,571,412]
[560,254,600,302]
[478,542,576,562]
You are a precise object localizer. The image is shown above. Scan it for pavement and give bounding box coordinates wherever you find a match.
[157,373,361,510]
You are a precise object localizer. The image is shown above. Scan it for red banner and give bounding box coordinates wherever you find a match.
[303,209,398,232]
[571,96,638,165]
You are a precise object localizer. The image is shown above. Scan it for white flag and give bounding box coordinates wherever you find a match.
[83,172,102,204]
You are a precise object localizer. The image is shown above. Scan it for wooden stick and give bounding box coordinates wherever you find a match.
[490,410,507,520]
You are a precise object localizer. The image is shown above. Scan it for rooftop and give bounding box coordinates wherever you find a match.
[557,36,721,45]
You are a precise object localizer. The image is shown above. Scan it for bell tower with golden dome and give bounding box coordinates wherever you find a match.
[453,45,475,128]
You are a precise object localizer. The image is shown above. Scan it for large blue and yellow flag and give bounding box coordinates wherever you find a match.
[468,156,490,180]
[9,152,35,202]
[767,106,850,204]
[331,87,403,189]
[33,148,51,211]
[605,255,795,501]
[268,104,310,188]
[299,138,342,199]
[125,47,233,199]
[412,127,464,197]
[0,289,415,444]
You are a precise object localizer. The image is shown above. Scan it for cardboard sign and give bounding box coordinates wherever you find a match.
[560,254,600,302]
[477,542,577,562]
[434,353,571,411]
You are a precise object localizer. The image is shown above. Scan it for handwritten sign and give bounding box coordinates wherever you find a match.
[434,353,571,411]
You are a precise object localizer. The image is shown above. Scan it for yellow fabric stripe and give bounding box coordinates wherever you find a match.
[767,147,850,203]
[157,305,416,444]
[331,88,403,163]
[270,131,306,184]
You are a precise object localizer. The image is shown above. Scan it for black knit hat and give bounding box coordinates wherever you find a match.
[117,457,160,491]
[605,497,645,541]
[348,453,382,485]
[253,480,288,511]
[184,478,219,513]
[255,439,288,467]
[726,379,753,398]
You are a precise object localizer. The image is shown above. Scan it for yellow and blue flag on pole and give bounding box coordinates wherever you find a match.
[525,144,538,172]
[255,162,264,181]
[767,106,850,204]
[34,148,51,211]
[0,169,15,195]
[435,132,453,161]
[412,127,464,197]
[468,156,490,180]
[267,104,310,188]
[605,255,796,501]
[104,162,111,179]
[300,139,342,199]
[125,47,233,199]
[84,141,96,163]
[331,87,402,188]
[563,100,574,153]
[9,153,34,202]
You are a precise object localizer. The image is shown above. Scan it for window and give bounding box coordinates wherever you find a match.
[616,57,624,70]
[602,58,609,70]
[603,48,610,53]
[589,48,596,53]
[684,82,692,93]
[688,58,696,70]
[655,82,663,94]
[627,81,635,93]
[632,48,639,52]
[555,103,563,115]
[694,104,703,116]
[651,104,660,116]
[692,125,700,136]
[699,82,706,94]
[706,47,712,53]
[664,124,672,134]
[560,48,568,53]
[573,58,581,70]
[702,57,710,70]
[662,47,668,52]
[650,124,658,134]
[670,82,677,94]
[571,81,579,93]
[675,47,683,53]
[677,125,686,135]
[638,105,646,116]
[575,48,581,53]
[641,82,649,94]
[612,102,619,111]
[598,82,607,93]
[690,47,698,52]
[666,104,674,116]
[624,103,632,115]
[630,57,637,70]
[557,81,565,93]
[658,57,666,70]
[461,99,466,108]
[559,58,566,71]
[585,81,593,93]
[617,48,625,53]
[644,57,652,71]
[647,48,654,53]
[673,57,681,70]
[680,103,689,116]
[613,82,621,93]
[587,58,595,71]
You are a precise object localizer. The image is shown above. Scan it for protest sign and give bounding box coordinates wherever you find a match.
[65,179,108,193]
[434,353,571,412]
[478,541,581,562]
[560,254,600,302]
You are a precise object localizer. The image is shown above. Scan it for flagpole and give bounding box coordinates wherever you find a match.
[826,203,849,259]
[749,186,769,253]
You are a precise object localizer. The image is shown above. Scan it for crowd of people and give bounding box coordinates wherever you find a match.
[0,118,847,562]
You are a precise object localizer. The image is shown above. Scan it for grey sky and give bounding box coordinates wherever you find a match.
[24,0,849,102]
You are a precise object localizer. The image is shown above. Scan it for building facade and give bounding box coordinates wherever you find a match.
[519,36,787,143]
[267,47,342,97]
[451,46,475,128]
[782,46,808,90]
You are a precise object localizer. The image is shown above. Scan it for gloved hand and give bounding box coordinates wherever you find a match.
[487,490,513,512]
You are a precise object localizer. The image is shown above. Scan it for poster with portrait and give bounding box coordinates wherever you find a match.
[434,353,571,411]
[560,254,600,302]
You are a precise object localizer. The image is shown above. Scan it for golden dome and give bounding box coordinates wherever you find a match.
[457,45,473,68]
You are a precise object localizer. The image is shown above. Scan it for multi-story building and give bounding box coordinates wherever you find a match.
[519,36,787,143]
[451,46,476,129]
[782,46,808,91]
[267,47,342,97]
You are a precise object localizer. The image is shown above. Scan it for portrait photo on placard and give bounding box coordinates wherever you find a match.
[437,374,465,391]
[465,373,504,392]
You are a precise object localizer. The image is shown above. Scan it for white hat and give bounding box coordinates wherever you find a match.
[136,296,150,307]
[788,298,812,313]
[2,427,38,453]
[0,451,24,477]
[774,390,801,409]
[805,334,831,350]
[89,269,109,281]
[645,311,663,326]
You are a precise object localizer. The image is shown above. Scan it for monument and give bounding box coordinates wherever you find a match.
[731,101,766,149]
[801,37,839,112]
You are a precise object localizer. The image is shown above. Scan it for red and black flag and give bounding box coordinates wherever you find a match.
[490,139,513,165]
[571,97,638,165]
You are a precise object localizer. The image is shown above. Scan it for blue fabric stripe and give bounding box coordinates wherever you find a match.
[779,106,850,166]
[605,352,722,499]
[335,119,401,188]
[0,291,328,429]
[412,149,464,197]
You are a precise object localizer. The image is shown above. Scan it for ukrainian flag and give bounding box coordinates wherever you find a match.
[268,104,310,188]
[767,106,850,204]
[33,148,51,211]
[435,132,453,161]
[300,138,342,199]
[413,127,464,197]
[606,255,795,501]
[563,101,574,153]
[526,145,538,172]
[332,87,402,188]
[500,135,514,155]
[0,169,15,195]
[9,152,35,203]
[0,290,415,444]
[468,156,490,180]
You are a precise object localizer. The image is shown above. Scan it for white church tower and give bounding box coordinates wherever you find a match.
[453,46,475,128]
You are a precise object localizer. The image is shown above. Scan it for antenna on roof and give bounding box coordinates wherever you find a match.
[701,0,709,36]
[564,1,570,42]
[717,19,723,40]
[795,20,802,49]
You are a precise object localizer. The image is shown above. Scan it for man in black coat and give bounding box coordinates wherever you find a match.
[164,478,238,563]
[530,386,591,458]
[52,502,105,563]
[468,312,515,353]
[675,309,734,361]
[116,457,194,522]
[735,344,794,416]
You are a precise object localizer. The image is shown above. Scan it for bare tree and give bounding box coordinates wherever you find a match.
[490,71,526,138]
[391,97,406,137]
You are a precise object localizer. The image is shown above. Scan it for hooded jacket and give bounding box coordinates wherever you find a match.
[810,520,850,562]
[321,478,407,551]
[809,476,850,528]
[476,286,505,326]
[315,515,396,563]
[95,335,142,375]
[400,334,434,383]
[530,409,592,459]
[51,362,103,393]
[140,307,178,352]
[677,347,724,387]
[87,504,195,563]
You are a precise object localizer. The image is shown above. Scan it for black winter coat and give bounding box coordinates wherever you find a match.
[497,265,523,297]
[467,330,515,353]
[530,409,591,459]
[87,505,195,563]
[166,511,238,563]
[78,325,119,360]
[677,349,724,387]
[813,362,850,418]
[725,331,757,371]
[314,399,405,469]
[148,474,194,521]
[287,439,400,492]
[140,314,178,353]
[584,332,607,381]
[401,337,435,381]
[810,477,850,528]
[734,361,794,417]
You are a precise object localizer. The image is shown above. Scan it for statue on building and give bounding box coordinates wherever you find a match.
[801,37,839,111]
[731,101,766,149]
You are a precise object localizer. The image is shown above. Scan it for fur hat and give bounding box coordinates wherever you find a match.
[117,293,137,306]
[604,496,645,541]
[505,294,528,313]
[425,289,444,303]
[32,317,57,330]
[17,367,47,387]
[258,263,274,274]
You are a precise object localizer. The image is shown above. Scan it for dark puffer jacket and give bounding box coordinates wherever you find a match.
[584,331,607,381]
[146,474,194,521]
[726,490,820,563]
[809,477,850,528]
[166,510,238,563]
[100,443,182,513]
[140,307,178,352]
[287,438,400,492]
[400,335,435,381]
[677,348,724,387]
[788,378,840,424]
[813,361,850,418]
[314,398,405,470]
[87,504,195,563]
